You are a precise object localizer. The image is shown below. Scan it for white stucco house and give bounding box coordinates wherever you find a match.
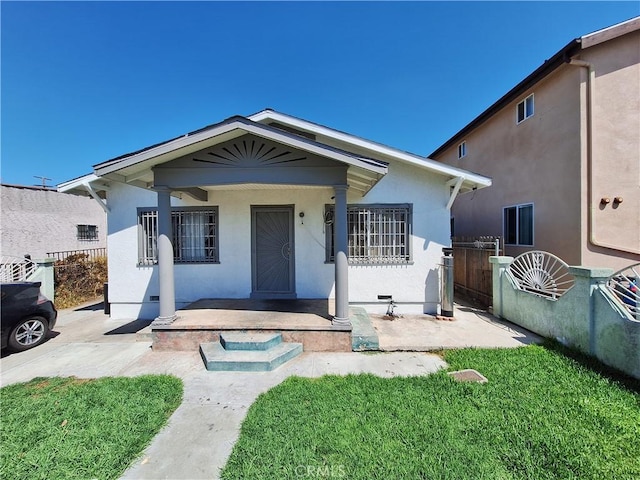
[59,110,490,324]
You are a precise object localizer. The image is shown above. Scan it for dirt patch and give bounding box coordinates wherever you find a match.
[28,376,93,397]
[447,369,488,383]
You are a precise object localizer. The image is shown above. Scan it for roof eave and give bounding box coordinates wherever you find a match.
[57,173,111,200]
[581,16,640,48]
[58,173,99,193]
[91,117,389,192]
[249,109,491,184]
[429,38,582,158]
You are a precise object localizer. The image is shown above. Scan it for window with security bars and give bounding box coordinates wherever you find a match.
[77,224,98,241]
[325,204,412,265]
[138,207,219,265]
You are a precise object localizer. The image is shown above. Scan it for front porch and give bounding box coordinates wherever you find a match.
[149,298,539,356]
[150,299,371,352]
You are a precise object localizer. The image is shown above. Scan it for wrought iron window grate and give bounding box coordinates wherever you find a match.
[172,210,218,263]
[326,204,411,265]
[139,210,158,265]
[507,251,575,300]
[77,224,99,241]
[138,208,218,265]
[606,263,639,320]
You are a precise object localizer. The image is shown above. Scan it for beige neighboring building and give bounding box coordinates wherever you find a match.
[430,17,640,271]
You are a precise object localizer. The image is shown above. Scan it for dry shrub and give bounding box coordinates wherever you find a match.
[54,254,108,309]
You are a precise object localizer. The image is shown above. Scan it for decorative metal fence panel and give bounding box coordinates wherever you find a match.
[606,262,639,320]
[46,248,107,262]
[0,255,37,282]
[506,251,575,300]
[451,236,502,307]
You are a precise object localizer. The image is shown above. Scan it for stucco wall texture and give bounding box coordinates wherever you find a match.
[434,29,640,271]
[0,185,107,259]
[106,157,452,321]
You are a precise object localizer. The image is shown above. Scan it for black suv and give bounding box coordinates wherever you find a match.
[1,282,57,352]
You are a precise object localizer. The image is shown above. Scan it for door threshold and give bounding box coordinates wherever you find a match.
[250,293,298,300]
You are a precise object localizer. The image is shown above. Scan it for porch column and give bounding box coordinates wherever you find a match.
[155,188,177,324]
[333,185,351,326]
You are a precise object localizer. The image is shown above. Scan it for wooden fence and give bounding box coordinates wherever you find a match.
[451,236,501,307]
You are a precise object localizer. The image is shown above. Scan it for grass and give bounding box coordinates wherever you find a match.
[0,375,183,480]
[222,344,640,479]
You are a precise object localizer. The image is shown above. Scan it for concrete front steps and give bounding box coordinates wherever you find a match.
[199,332,303,371]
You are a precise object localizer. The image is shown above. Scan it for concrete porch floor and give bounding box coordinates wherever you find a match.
[149,298,540,352]
[178,298,334,327]
[151,299,354,352]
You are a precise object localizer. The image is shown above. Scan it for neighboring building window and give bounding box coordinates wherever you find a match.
[138,207,219,265]
[77,224,98,241]
[503,203,534,246]
[325,204,412,265]
[457,141,466,159]
[517,94,534,123]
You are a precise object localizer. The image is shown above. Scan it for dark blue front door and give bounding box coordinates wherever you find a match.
[251,206,295,298]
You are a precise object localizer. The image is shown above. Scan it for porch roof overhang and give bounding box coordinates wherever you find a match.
[57,173,111,212]
[89,116,388,197]
[58,109,491,203]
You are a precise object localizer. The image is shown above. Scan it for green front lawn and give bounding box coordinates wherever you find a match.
[222,344,639,479]
[0,375,183,480]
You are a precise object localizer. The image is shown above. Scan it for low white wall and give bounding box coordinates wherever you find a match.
[107,160,450,320]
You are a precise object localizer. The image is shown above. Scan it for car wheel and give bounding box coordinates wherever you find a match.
[8,316,49,352]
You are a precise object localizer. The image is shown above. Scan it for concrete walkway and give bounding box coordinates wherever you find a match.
[372,302,540,351]
[0,300,539,480]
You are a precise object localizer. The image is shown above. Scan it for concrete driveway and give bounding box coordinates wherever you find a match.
[1,300,538,479]
[0,303,154,387]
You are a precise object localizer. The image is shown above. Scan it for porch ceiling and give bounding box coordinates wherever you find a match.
[202,183,328,192]
[105,161,380,198]
[159,183,332,201]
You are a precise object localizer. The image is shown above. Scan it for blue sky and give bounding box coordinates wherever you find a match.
[1,1,638,187]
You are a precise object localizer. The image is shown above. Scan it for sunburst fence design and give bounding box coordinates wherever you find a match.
[606,263,639,320]
[506,251,575,300]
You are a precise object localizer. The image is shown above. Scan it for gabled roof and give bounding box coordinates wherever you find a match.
[429,16,640,158]
[93,115,388,178]
[60,109,491,198]
[249,109,490,193]
[89,115,391,196]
